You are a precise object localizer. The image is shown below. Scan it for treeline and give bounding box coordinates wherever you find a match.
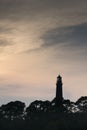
[0,96,87,130]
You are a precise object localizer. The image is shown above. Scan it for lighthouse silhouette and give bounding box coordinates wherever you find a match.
[56,75,63,106]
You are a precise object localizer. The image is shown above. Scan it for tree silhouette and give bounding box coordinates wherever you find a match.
[0,101,25,119]
[26,100,51,114]
[76,96,87,113]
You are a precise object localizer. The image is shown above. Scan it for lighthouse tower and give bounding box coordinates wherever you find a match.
[56,75,63,106]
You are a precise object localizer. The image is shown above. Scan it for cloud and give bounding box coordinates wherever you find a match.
[0,38,13,47]
[41,23,87,49]
[0,0,87,54]
[0,0,87,24]
[0,25,15,50]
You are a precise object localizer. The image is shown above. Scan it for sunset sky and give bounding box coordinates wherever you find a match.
[0,0,87,106]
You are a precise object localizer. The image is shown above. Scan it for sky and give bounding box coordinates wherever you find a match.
[0,0,87,106]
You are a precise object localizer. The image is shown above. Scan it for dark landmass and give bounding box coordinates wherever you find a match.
[0,96,87,130]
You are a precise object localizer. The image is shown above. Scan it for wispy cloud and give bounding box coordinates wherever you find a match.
[41,23,87,49]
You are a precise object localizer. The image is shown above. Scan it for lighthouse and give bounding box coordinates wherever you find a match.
[56,75,63,106]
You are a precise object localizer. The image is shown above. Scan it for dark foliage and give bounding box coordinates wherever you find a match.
[26,100,51,113]
[0,97,87,130]
[75,96,87,113]
[0,101,25,119]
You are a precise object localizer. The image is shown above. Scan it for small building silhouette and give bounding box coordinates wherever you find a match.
[56,75,63,106]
